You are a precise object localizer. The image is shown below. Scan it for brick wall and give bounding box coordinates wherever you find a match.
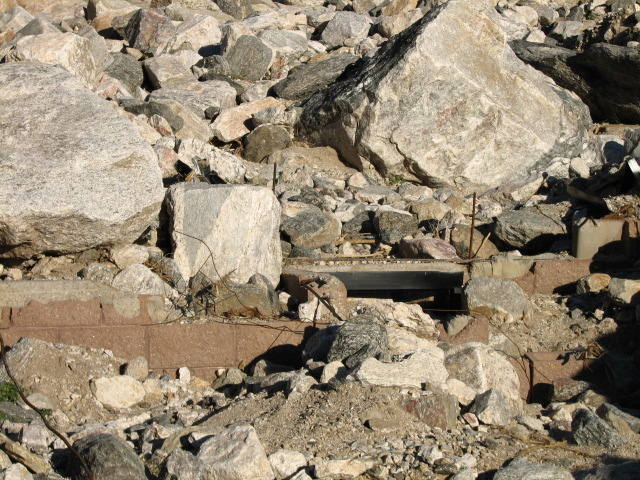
[0,294,308,381]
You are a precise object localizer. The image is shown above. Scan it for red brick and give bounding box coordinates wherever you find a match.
[0,327,60,345]
[59,326,147,360]
[532,259,592,294]
[147,323,237,370]
[235,320,305,367]
[10,300,102,328]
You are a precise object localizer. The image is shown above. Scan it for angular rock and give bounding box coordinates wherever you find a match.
[110,244,149,269]
[176,138,246,183]
[313,459,375,479]
[328,318,390,368]
[450,224,499,259]
[268,449,307,480]
[321,11,372,49]
[0,464,33,480]
[463,277,530,323]
[281,204,341,249]
[104,52,144,95]
[576,273,611,294]
[354,347,448,389]
[143,53,196,89]
[124,8,177,56]
[493,457,573,480]
[411,199,451,223]
[149,80,237,119]
[112,264,175,297]
[162,449,205,480]
[0,63,163,258]
[258,29,307,59]
[167,14,222,54]
[197,425,274,480]
[7,32,105,88]
[607,278,640,305]
[73,433,146,480]
[401,388,459,429]
[212,97,282,142]
[299,0,590,190]
[494,207,566,253]
[399,237,459,259]
[91,375,145,409]
[469,389,516,426]
[374,210,418,245]
[226,35,273,81]
[272,54,359,101]
[243,124,292,162]
[596,402,640,435]
[445,343,522,409]
[572,408,625,449]
[167,183,282,285]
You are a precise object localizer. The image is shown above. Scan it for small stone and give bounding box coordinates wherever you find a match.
[321,11,372,49]
[112,264,176,298]
[124,356,149,382]
[576,273,611,294]
[313,458,375,479]
[0,464,33,480]
[91,375,145,409]
[463,277,530,324]
[374,210,418,245]
[446,378,476,406]
[494,207,565,253]
[410,199,451,222]
[399,237,459,259]
[178,366,191,384]
[243,124,292,162]
[607,277,640,304]
[226,35,273,81]
[110,244,149,269]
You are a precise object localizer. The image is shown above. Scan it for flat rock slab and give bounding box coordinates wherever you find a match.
[0,62,164,258]
[167,183,282,286]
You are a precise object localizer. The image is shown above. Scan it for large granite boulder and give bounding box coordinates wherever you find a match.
[0,63,164,258]
[166,183,282,286]
[298,0,591,191]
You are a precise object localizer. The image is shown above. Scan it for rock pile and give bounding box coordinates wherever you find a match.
[1,0,640,477]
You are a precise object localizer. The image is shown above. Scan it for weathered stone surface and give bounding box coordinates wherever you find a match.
[110,244,149,269]
[176,138,246,184]
[268,449,307,480]
[399,237,459,259]
[597,402,640,435]
[445,343,521,409]
[73,433,146,480]
[576,273,611,294]
[450,224,499,259]
[167,183,282,285]
[572,408,625,449]
[469,389,516,426]
[313,459,375,479]
[272,54,359,101]
[124,356,149,382]
[143,53,196,89]
[410,199,451,222]
[299,0,590,190]
[463,277,530,323]
[493,457,573,480]
[198,425,274,480]
[6,32,105,88]
[258,29,307,59]
[401,388,459,429]
[162,449,205,480]
[91,375,145,409]
[149,80,237,119]
[167,14,222,54]
[0,464,33,480]
[124,8,177,56]
[354,347,448,389]
[494,208,566,253]
[112,264,176,297]
[226,35,273,81]
[104,52,144,95]
[580,461,640,479]
[281,204,341,249]
[321,11,372,49]
[374,210,418,245]
[328,319,390,368]
[243,124,292,162]
[607,278,640,305]
[0,63,163,258]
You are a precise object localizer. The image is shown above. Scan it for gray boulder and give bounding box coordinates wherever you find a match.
[243,124,292,162]
[281,204,341,249]
[162,449,205,480]
[103,52,144,95]
[167,184,282,286]
[494,207,566,253]
[226,35,273,81]
[299,0,590,190]
[374,210,418,245]
[493,457,573,480]
[272,54,359,101]
[149,80,237,119]
[73,433,146,480]
[572,408,625,449]
[0,63,164,258]
[321,11,372,49]
[327,316,390,368]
